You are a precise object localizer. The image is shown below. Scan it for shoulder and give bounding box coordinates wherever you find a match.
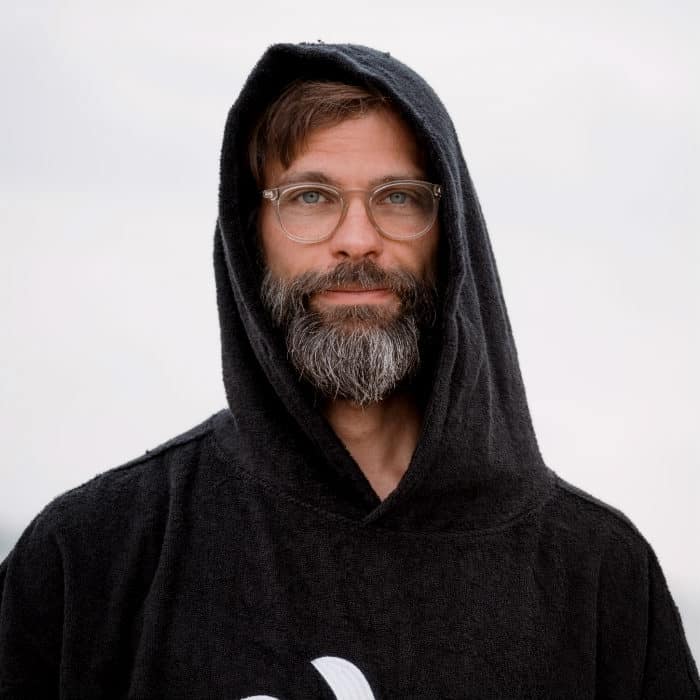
[545,477,700,695]
[539,472,653,574]
[6,413,220,558]
[552,473,641,529]
[547,472,646,539]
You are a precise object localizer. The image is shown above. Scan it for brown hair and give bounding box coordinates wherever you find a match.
[248,80,391,186]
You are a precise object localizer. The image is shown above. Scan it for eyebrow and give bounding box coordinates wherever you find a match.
[274,170,427,188]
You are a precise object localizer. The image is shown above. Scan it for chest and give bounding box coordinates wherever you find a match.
[61,512,601,699]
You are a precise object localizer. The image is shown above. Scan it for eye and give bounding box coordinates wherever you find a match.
[298,190,326,204]
[379,189,416,206]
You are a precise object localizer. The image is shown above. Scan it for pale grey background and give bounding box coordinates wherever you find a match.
[2,0,698,660]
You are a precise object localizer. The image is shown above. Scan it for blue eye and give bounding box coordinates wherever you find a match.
[388,191,408,204]
[280,186,339,210]
[301,190,323,204]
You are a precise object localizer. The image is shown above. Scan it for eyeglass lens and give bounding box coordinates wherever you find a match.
[277,183,437,241]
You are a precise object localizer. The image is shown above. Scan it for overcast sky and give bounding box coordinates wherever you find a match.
[1,0,698,659]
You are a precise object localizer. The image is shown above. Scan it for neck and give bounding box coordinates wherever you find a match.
[324,391,422,501]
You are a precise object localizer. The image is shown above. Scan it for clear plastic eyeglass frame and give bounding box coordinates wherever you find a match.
[261,179,442,244]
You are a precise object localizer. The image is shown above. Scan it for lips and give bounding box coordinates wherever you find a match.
[315,287,395,306]
[325,287,389,293]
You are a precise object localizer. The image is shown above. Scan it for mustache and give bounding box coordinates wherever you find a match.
[261,260,437,329]
[284,260,420,298]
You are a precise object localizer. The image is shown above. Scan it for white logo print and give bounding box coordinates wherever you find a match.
[242,655,376,700]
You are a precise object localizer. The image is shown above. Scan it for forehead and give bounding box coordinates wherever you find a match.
[263,108,426,187]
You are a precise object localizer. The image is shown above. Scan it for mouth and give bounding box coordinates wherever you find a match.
[314,287,395,305]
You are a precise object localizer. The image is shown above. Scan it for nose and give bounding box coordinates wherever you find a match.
[328,195,384,260]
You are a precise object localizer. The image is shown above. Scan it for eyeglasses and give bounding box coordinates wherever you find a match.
[261,180,442,244]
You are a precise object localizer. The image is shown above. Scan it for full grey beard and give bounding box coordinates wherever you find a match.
[260,260,436,406]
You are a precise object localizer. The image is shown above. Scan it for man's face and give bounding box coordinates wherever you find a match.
[258,108,439,306]
[258,108,440,405]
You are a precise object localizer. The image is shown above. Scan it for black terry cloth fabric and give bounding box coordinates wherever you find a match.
[1,42,698,699]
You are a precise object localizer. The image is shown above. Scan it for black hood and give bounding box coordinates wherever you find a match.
[213,42,553,531]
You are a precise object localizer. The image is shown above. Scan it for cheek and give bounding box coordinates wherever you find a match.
[409,225,439,282]
[259,207,316,278]
[427,230,440,280]
[258,207,287,273]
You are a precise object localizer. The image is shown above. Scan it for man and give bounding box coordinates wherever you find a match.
[0,43,698,698]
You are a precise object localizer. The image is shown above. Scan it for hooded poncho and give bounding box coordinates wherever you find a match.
[1,42,698,699]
